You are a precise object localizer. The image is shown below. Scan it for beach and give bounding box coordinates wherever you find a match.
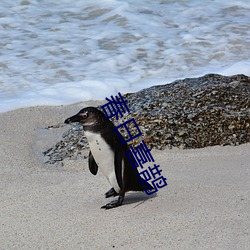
[1,0,250,248]
[0,102,249,249]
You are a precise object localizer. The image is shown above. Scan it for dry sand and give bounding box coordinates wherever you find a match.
[0,102,249,250]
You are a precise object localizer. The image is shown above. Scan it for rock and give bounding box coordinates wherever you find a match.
[43,74,250,164]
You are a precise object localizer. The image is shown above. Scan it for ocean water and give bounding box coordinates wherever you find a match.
[0,0,250,113]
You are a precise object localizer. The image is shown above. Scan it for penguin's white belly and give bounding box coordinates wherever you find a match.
[85,131,120,193]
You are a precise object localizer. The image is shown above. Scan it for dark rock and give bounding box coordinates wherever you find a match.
[43,74,250,164]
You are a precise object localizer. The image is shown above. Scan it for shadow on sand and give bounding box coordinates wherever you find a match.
[122,192,157,208]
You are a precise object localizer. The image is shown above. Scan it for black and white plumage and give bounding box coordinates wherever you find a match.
[65,107,153,209]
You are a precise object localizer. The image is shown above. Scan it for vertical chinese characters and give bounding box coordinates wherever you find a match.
[101,92,167,195]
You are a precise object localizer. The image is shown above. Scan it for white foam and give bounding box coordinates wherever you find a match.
[0,0,250,112]
[218,60,250,76]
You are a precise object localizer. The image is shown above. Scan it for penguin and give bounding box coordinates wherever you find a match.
[64,107,153,209]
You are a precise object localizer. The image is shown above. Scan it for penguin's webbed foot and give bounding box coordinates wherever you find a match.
[101,196,124,209]
[105,187,118,198]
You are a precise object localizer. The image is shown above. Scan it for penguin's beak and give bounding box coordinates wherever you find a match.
[64,114,81,124]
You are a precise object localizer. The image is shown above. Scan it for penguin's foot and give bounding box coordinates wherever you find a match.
[105,187,118,198]
[101,196,124,209]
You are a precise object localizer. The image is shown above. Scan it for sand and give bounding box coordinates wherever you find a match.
[0,102,249,250]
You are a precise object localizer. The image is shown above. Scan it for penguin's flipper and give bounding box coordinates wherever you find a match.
[101,196,124,209]
[88,151,98,175]
[105,187,118,198]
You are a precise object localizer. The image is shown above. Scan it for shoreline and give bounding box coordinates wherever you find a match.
[0,103,249,249]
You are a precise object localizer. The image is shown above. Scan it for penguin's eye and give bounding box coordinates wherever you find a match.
[79,112,88,119]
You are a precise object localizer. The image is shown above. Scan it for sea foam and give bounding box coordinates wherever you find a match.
[0,0,249,112]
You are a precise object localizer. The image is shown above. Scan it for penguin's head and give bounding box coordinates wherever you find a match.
[65,107,108,129]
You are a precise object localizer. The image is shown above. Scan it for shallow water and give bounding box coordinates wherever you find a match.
[0,0,250,112]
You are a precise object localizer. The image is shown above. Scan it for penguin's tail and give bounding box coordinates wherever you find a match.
[127,162,155,193]
[130,174,155,193]
[141,180,155,193]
